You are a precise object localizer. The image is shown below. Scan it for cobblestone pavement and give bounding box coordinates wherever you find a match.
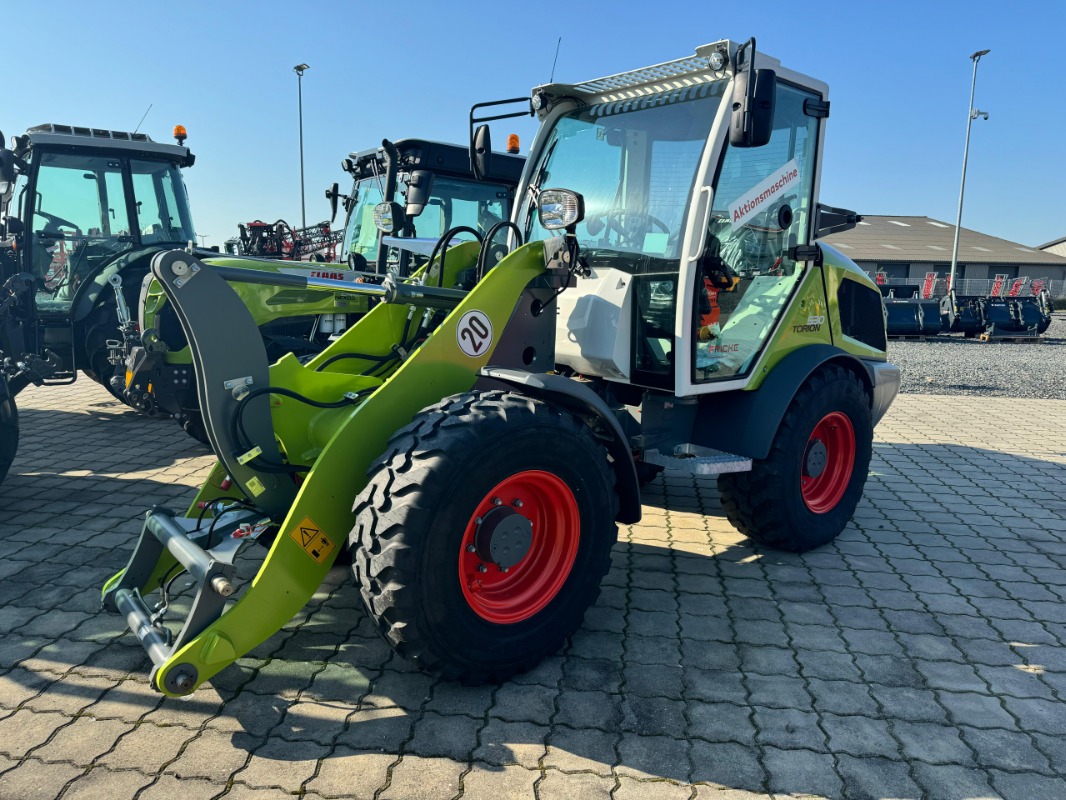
[2,379,1066,799]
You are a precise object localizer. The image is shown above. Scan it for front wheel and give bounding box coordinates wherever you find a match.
[350,390,618,682]
[718,364,873,552]
[0,392,18,485]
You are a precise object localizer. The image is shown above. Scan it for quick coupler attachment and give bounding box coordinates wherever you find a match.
[102,505,264,695]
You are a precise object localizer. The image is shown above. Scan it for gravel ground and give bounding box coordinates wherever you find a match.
[889,313,1066,399]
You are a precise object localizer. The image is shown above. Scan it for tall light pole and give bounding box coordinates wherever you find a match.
[293,63,310,228]
[949,49,990,293]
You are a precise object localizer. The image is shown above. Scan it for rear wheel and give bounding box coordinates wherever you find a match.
[350,390,618,682]
[718,365,872,552]
[0,392,17,485]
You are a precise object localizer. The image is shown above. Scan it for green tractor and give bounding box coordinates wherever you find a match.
[0,123,196,484]
[121,138,524,441]
[103,39,898,697]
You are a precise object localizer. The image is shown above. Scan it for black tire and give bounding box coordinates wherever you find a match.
[179,408,211,446]
[718,364,873,552]
[81,298,125,401]
[350,390,618,682]
[0,392,17,485]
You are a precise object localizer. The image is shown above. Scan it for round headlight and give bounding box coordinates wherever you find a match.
[708,51,727,71]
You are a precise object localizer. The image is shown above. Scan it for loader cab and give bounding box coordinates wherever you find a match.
[340,138,522,272]
[10,128,195,317]
[516,41,829,397]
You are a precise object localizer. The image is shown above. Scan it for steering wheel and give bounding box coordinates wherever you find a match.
[37,210,81,234]
[596,211,670,248]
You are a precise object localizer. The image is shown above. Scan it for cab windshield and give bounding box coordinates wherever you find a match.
[524,82,725,268]
[342,173,512,267]
[25,152,194,312]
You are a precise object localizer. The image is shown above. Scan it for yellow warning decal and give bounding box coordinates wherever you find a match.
[287,516,335,564]
[246,476,266,497]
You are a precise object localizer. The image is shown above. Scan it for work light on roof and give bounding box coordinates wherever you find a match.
[708,50,727,71]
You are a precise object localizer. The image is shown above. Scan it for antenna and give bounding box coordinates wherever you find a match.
[133,104,153,135]
[549,37,562,83]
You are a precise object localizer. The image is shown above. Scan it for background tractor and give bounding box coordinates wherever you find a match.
[0,123,196,484]
[121,138,524,440]
[104,39,899,697]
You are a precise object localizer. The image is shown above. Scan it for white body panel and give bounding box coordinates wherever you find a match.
[554,267,633,380]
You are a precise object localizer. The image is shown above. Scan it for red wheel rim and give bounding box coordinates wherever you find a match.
[801,411,856,514]
[459,470,580,624]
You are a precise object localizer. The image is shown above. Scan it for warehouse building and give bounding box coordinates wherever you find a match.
[1039,236,1066,259]
[821,215,1066,295]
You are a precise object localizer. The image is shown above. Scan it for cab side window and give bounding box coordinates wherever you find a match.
[693,83,821,382]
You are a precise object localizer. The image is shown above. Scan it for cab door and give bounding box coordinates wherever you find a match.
[681,80,826,392]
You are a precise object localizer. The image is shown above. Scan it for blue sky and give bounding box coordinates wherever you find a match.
[7,0,1063,248]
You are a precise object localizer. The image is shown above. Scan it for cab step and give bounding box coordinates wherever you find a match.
[643,444,752,476]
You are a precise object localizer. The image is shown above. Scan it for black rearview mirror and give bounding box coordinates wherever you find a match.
[472,124,492,182]
[729,38,777,148]
[405,170,435,219]
[326,182,340,223]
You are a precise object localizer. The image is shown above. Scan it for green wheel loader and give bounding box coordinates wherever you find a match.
[120,138,524,441]
[103,38,899,697]
[0,123,197,485]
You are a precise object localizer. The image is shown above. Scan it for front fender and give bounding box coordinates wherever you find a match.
[476,367,641,525]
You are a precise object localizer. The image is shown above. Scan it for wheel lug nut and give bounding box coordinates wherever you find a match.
[466,544,477,553]
[477,564,488,573]
[474,517,482,525]
[492,497,502,506]
[512,499,523,508]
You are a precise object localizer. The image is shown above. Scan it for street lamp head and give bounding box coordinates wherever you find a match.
[293,63,310,76]
[970,49,990,61]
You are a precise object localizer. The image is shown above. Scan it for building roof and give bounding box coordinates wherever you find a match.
[820,215,1066,267]
[1038,235,1066,250]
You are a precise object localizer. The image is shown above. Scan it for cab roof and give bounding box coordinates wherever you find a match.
[15,123,194,166]
[346,138,524,187]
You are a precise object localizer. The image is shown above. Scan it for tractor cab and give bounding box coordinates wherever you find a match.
[0,124,194,381]
[339,138,523,274]
[503,41,838,395]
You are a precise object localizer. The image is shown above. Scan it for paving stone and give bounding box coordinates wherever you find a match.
[543,725,617,776]
[139,774,221,800]
[404,711,480,761]
[960,726,1054,774]
[1003,696,1066,735]
[762,746,842,798]
[689,740,765,792]
[822,712,902,759]
[910,762,995,800]
[990,770,1066,800]
[614,775,693,800]
[98,723,196,772]
[893,720,975,765]
[835,754,922,800]
[235,736,327,791]
[0,758,81,800]
[306,747,394,797]
[555,689,622,730]
[473,719,547,769]
[166,728,252,781]
[537,770,614,800]
[32,715,130,766]
[490,682,557,725]
[379,753,464,800]
[686,702,755,746]
[461,763,538,800]
[0,709,68,758]
[806,678,880,717]
[936,689,1017,729]
[616,732,690,781]
[753,707,827,752]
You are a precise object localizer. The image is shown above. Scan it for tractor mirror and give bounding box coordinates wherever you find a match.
[372,201,406,234]
[0,149,14,197]
[326,182,340,223]
[472,124,492,181]
[4,216,23,236]
[729,38,776,148]
[405,170,435,219]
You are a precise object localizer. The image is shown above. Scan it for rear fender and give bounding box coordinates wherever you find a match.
[692,344,889,461]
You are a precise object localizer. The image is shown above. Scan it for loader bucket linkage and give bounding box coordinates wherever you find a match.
[103,238,564,696]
